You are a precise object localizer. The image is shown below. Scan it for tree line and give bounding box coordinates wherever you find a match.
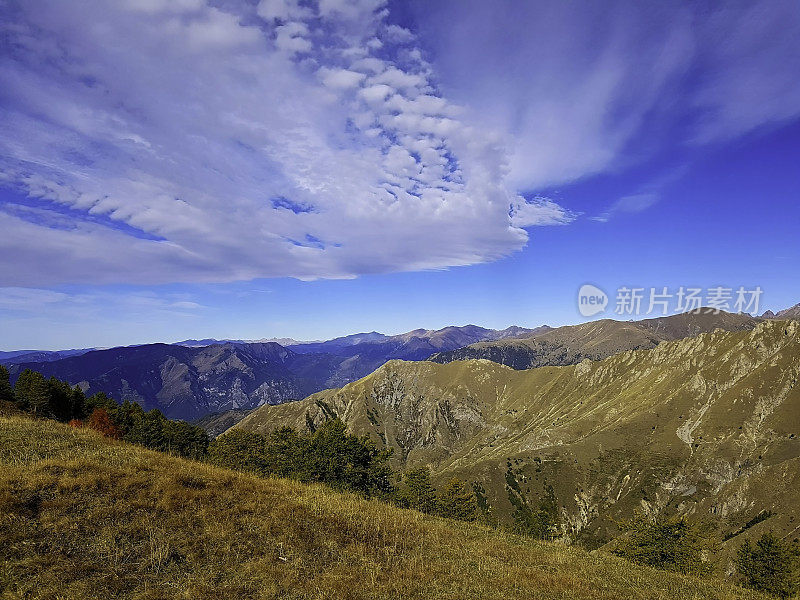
[205,421,479,522]
[1,365,208,459]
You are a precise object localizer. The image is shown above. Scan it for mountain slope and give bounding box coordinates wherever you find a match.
[770,303,800,320]
[239,320,800,560]
[7,342,344,421]
[0,414,764,600]
[430,311,761,369]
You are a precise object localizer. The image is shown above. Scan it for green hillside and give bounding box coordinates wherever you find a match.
[238,320,800,563]
[0,414,767,600]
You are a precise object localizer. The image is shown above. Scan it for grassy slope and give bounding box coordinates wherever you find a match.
[0,415,765,600]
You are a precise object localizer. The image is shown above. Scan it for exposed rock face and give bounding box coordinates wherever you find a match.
[239,321,800,556]
[430,311,762,369]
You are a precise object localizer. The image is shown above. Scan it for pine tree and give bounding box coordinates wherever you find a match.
[437,478,478,521]
[398,467,438,515]
[71,386,87,420]
[737,532,800,598]
[46,377,74,422]
[14,369,51,416]
[612,514,717,576]
[0,365,14,404]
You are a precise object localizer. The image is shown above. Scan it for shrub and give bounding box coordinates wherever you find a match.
[68,419,83,428]
[612,514,717,576]
[87,408,122,439]
[736,532,800,598]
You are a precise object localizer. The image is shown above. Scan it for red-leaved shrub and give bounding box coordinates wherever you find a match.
[87,408,121,439]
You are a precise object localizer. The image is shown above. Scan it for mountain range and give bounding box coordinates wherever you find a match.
[4,324,538,421]
[0,310,787,425]
[236,318,800,566]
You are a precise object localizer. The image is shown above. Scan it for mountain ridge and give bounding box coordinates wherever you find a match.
[6,324,539,420]
[430,310,761,369]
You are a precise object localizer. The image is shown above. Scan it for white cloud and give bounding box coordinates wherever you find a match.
[510,197,578,227]
[0,0,571,287]
[319,68,365,90]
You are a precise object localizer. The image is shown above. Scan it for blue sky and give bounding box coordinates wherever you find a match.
[1,0,799,349]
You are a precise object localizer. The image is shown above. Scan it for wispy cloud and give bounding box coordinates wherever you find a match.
[0,0,571,287]
[592,193,660,223]
[410,0,800,192]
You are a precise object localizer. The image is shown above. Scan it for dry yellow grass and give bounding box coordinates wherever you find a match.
[0,415,767,600]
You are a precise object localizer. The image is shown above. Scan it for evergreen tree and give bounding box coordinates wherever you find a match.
[437,478,478,521]
[46,377,74,422]
[71,386,87,420]
[398,466,438,515]
[85,391,117,413]
[162,419,209,459]
[0,365,14,404]
[208,429,270,474]
[612,514,717,576]
[508,482,560,540]
[14,369,50,416]
[265,426,308,477]
[304,419,393,496]
[737,532,800,598]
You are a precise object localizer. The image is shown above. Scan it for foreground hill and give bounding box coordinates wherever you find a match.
[0,415,764,600]
[238,320,800,561]
[7,325,537,421]
[430,311,761,369]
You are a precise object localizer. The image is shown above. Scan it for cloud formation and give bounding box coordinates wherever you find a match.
[0,0,572,287]
[410,0,800,191]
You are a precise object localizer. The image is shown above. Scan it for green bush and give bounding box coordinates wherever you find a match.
[612,514,717,575]
[736,532,800,598]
